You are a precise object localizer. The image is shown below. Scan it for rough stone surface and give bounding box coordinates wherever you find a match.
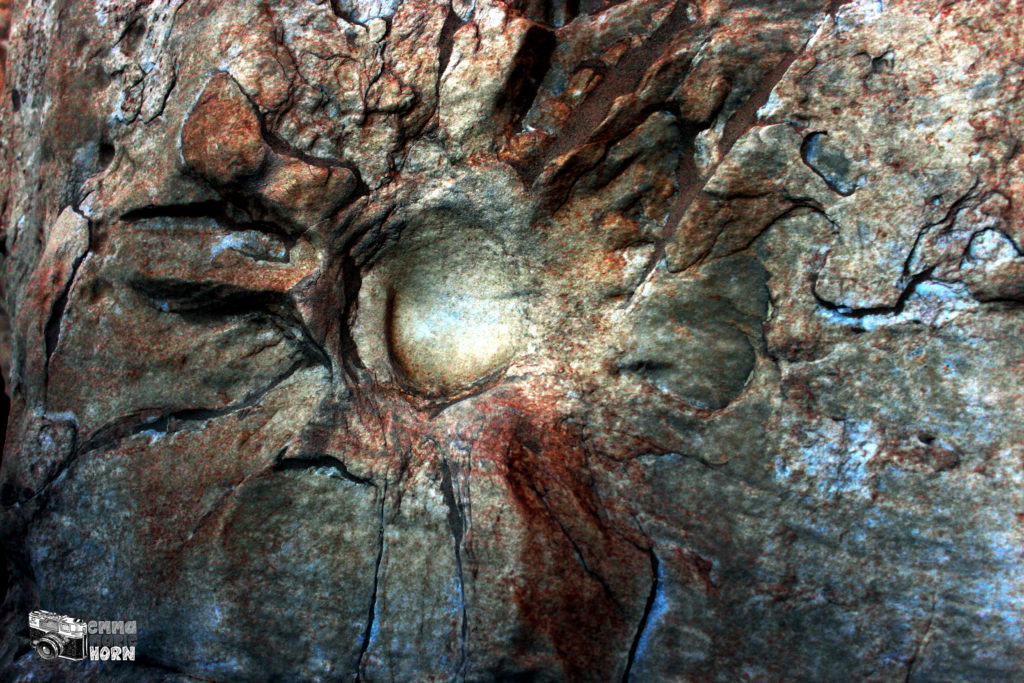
[1,0,1023,680]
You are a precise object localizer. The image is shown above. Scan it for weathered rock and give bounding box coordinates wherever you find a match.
[181,72,268,186]
[1,0,1023,681]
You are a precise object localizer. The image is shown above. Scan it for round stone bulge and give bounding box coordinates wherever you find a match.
[382,223,528,398]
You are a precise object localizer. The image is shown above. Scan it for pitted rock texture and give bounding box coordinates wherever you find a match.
[1,0,1023,681]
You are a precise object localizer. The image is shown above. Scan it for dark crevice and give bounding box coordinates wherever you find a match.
[43,246,87,367]
[245,76,367,192]
[143,60,178,123]
[904,592,937,683]
[261,123,368,190]
[227,67,371,202]
[572,58,609,81]
[436,6,464,85]
[120,200,227,223]
[580,0,629,14]
[114,14,147,56]
[341,201,401,269]
[901,179,979,278]
[812,266,938,319]
[126,276,332,372]
[328,0,368,26]
[871,50,894,74]
[727,201,832,258]
[273,453,375,487]
[406,369,510,418]
[662,10,831,274]
[976,296,1024,308]
[338,252,367,381]
[556,512,618,603]
[440,460,469,678]
[278,319,333,377]
[522,473,619,606]
[355,480,388,682]
[800,131,856,196]
[182,472,258,550]
[526,0,695,183]
[76,358,311,459]
[525,0,583,26]
[129,277,288,314]
[21,361,309,519]
[97,139,116,172]
[621,549,660,683]
[126,202,299,250]
[262,124,372,210]
[617,359,674,375]
[500,25,556,136]
[827,0,858,16]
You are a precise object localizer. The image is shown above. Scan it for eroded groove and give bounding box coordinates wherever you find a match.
[130,277,291,315]
[174,452,290,557]
[666,58,802,246]
[143,59,178,123]
[800,132,856,196]
[534,102,696,218]
[185,481,245,544]
[621,549,660,683]
[717,200,832,260]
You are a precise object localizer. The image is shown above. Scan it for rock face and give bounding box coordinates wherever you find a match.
[1,0,1023,680]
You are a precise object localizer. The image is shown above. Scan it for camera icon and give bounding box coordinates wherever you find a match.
[28,610,88,661]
